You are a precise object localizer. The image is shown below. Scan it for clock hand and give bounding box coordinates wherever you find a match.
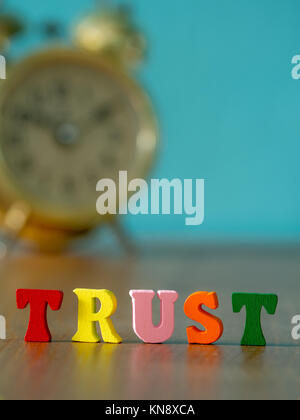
[28,101,119,146]
[27,110,60,131]
[21,111,79,148]
[76,102,119,137]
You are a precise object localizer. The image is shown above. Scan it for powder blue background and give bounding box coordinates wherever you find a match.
[4,0,300,241]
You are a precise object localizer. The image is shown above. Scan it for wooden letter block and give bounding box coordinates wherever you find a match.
[129,290,178,343]
[72,289,122,344]
[16,289,63,342]
[232,293,278,346]
[184,291,224,344]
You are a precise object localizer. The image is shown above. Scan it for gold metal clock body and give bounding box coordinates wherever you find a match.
[0,47,158,250]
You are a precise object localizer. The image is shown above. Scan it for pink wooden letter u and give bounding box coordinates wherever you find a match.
[129,290,178,343]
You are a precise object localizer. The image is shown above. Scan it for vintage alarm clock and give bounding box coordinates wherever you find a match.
[0,5,158,253]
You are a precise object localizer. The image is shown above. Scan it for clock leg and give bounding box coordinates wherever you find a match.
[109,217,137,256]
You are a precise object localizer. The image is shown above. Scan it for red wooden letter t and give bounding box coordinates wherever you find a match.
[16,289,63,342]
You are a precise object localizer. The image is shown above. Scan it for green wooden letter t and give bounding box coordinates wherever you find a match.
[232,293,278,346]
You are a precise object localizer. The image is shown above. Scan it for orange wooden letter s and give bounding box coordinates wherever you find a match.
[184,292,224,344]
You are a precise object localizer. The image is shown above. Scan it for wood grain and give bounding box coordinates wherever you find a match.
[0,243,299,400]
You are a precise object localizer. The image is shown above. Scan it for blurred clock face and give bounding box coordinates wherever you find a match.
[0,56,141,213]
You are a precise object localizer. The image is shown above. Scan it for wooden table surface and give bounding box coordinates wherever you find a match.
[0,242,299,400]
